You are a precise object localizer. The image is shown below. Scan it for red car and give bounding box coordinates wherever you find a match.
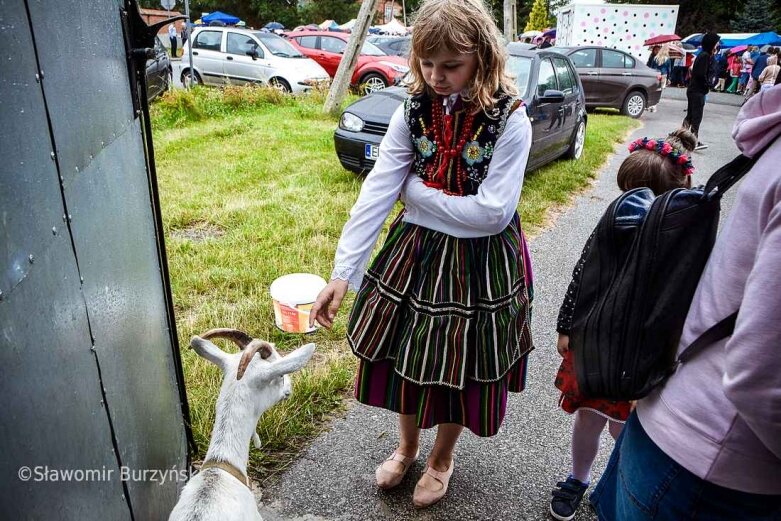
[285,31,409,93]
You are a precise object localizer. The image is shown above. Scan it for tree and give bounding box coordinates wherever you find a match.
[730,0,781,33]
[524,0,549,31]
[547,0,567,27]
[298,0,361,25]
[251,0,300,28]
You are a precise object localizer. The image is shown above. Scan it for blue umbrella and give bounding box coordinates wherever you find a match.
[202,11,240,25]
[264,21,285,30]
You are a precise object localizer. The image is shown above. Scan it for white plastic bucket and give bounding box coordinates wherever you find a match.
[269,273,327,333]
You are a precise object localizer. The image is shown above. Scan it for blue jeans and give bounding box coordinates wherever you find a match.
[590,413,781,520]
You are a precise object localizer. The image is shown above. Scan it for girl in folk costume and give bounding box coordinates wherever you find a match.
[310,0,533,508]
[549,128,697,521]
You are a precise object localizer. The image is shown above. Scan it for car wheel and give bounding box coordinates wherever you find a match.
[622,91,646,118]
[361,73,387,95]
[269,77,291,93]
[181,69,201,86]
[163,68,172,91]
[567,118,586,159]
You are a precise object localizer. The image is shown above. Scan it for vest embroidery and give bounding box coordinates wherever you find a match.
[404,93,522,196]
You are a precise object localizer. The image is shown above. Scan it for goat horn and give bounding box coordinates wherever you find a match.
[236,339,274,380]
[200,328,253,349]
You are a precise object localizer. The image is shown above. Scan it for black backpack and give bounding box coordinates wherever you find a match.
[569,148,771,400]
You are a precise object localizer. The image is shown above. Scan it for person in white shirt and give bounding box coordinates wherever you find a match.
[168,23,177,57]
[310,0,533,509]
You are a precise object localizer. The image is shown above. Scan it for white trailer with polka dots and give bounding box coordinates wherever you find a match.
[556,3,679,62]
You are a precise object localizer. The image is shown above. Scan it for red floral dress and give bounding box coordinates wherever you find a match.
[554,350,631,421]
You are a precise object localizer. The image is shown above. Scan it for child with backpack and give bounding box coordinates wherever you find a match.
[549,128,697,521]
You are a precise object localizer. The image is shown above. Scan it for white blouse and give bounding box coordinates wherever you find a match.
[331,100,532,289]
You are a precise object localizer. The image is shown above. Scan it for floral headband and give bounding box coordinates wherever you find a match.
[628,137,694,176]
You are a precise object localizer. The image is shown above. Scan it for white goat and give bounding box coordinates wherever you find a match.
[169,329,315,521]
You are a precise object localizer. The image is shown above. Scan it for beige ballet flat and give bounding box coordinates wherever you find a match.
[375,449,419,489]
[412,459,454,508]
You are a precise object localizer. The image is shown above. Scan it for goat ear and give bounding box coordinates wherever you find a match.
[190,336,230,372]
[266,343,316,379]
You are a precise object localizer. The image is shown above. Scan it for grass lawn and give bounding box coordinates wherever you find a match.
[151,86,638,482]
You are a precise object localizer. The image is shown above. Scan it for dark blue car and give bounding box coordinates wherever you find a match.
[334,44,587,174]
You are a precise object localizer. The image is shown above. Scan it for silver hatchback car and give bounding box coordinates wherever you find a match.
[181,27,330,93]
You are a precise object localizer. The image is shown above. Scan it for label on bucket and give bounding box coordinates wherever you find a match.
[273,300,316,333]
[278,303,300,332]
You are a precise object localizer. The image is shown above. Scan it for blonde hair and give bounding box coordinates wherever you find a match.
[407,0,518,112]
[655,44,670,66]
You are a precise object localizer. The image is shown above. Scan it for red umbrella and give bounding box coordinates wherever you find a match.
[644,34,681,46]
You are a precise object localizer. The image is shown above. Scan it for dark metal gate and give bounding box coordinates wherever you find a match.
[1,1,192,518]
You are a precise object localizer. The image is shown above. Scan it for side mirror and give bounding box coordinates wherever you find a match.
[539,89,565,103]
[246,47,259,60]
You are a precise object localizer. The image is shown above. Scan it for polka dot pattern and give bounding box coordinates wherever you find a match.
[555,5,678,61]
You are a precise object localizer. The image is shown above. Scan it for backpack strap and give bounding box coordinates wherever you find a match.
[674,311,738,368]
[704,136,779,198]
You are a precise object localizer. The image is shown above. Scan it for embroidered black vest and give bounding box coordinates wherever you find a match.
[404,92,522,196]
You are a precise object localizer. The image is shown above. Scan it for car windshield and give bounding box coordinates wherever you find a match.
[253,32,304,57]
[506,56,532,97]
[361,40,386,56]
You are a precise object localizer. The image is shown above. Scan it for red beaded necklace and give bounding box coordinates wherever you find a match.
[423,96,477,196]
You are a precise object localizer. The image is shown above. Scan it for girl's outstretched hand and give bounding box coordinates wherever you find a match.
[309,279,349,329]
[556,334,570,357]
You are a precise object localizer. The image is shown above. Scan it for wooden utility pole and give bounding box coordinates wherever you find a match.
[503,0,517,41]
[323,0,381,115]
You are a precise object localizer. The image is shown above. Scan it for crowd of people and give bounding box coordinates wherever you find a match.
[716,45,781,98]
[307,0,781,517]
[648,41,781,101]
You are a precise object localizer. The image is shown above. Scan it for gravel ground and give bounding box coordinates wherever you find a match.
[254,92,742,521]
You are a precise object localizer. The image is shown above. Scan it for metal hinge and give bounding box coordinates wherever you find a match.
[119,0,185,117]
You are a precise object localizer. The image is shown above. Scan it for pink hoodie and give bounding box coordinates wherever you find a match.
[637,85,781,495]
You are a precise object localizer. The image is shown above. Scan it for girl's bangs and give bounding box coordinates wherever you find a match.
[412,16,474,58]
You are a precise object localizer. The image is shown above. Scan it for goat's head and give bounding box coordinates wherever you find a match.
[190,329,315,416]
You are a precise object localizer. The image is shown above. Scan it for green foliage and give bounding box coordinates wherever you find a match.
[525,0,549,32]
[730,0,781,33]
[548,0,567,27]
[299,0,361,25]
[150,85,295,129]
[250,0,301,29]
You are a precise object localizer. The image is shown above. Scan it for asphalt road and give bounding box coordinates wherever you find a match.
[254,92,742,521]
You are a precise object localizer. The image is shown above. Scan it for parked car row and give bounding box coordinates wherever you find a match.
[284,31,409,93]
[334,43,587,174]
[180,27,330,93]
[173,27,660,122]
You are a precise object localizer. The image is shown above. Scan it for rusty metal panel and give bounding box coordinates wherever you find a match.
[2,0,189,518]
[0,1,130,518]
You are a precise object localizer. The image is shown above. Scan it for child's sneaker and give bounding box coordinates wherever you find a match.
[549,476,589,521]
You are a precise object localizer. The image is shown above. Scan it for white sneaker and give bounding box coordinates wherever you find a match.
[694,142,708,151]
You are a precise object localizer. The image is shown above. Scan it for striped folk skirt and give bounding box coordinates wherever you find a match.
[348,213,534,437]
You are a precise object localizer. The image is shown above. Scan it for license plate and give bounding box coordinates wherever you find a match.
[364,143,379,160]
